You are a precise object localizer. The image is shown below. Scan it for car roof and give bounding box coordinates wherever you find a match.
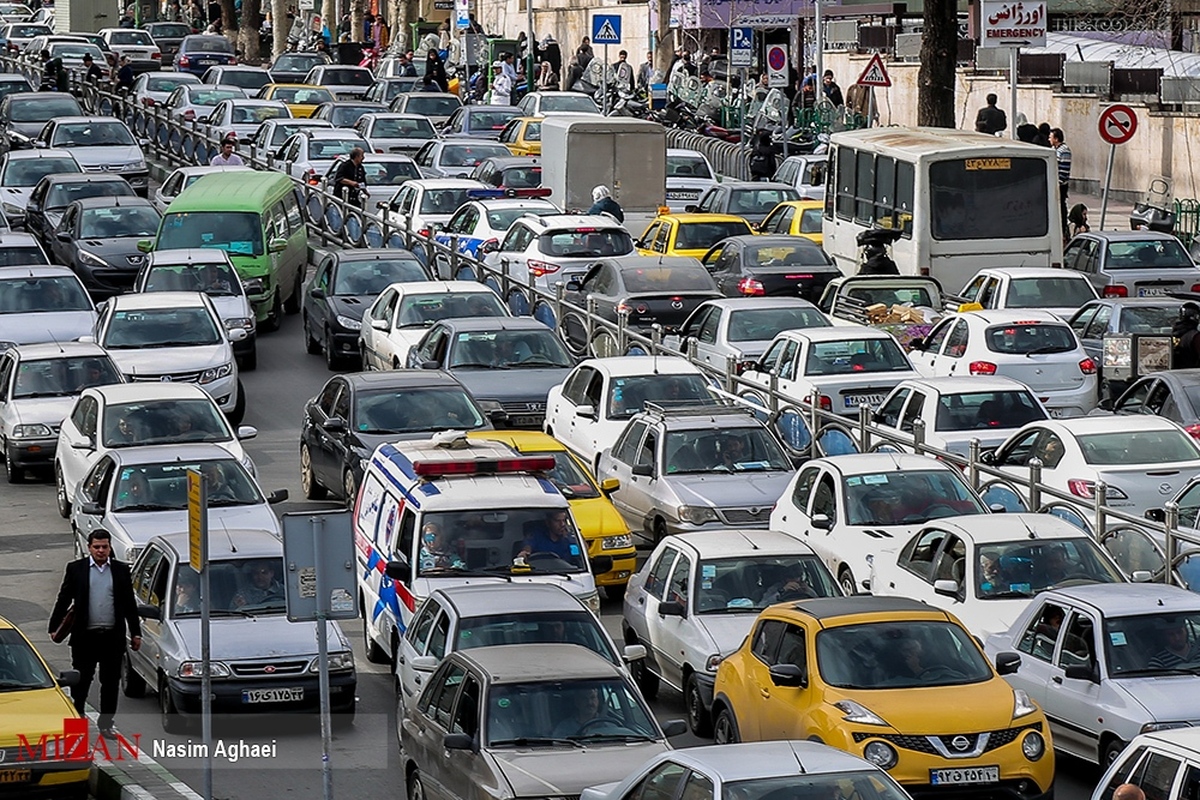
[956,309,1068,325]
[730,234,824,247]
[339,370,466,390]
[925,513,1096,543]
[656,741,876,779]
[385,280,492,295]
[110,291,207,309]
[478,156,539,168]
[0,264,78,279]
[69,196,154,210]
[90,382,209,402]
[781,325,892,342]
[438,317,550,332]
[408,178,489,189]
[814,452,953,475]
[1038,415,1187,435]
[642,407,766,431]
[167,165,253,177]
[471,198,556,210]
[721,181,797,191]
[697,297,822,311]
[1083,297,1185,309]
[584,356,701,376]
[894,375,1030,393]
[38,173,129,186]
[789,596,938,621]
[49,116,128,126]
[466,105,520,114]
[1079,231,1183,243]
[1137,728,1200,752]
[107,442,241,465]
[978,267,1085,279]
[0,232,44,247]
[12,341,107,359]
[666,148,709,158]
[433,583,585,617]
[334,247,420,261]
[1042,583,1200,616]
[3,147,77,161]
[148,248,233,265]
[522,214,624,230]
[155,529,281,560]
[455,643,622,683]
[300,128,366,139]
[660,530,819,558]
[469,430,566,453]
[656,213,749,224]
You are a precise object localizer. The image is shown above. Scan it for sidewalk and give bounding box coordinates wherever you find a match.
[1071,188,1138,232]
[84,712,201,800]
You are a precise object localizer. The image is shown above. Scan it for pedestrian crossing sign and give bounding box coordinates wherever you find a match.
[856,53,892,87]
[592,14,622,45]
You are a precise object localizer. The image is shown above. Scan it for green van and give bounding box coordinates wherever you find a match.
[143,171,308,331]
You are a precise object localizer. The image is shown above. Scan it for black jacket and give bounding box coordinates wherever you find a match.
[49,558,141,645]
[333,158,366,199]
[975,105,1007,135]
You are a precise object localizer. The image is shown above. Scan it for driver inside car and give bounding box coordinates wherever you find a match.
[517,510,576,561]
[550,686,610,738]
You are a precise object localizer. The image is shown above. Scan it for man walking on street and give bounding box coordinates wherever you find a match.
[48,529,141,738]
[637,51,653,91]
[334,146,367,206]
[1050,127,1071,238]
[210,136,244,166]
[974,93,1007,135]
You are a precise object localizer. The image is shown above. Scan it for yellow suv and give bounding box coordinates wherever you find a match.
[711,597,1053,800]
[636,214,755,260]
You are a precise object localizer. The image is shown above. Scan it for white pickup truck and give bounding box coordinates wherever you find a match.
[815,275,951,350]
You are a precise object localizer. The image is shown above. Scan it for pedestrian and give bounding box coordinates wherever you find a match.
[489,61,512,105]
[611,49,634,90]
[974,92,1007,135]
[116,55,134,91]
[118,7,135,27]
[48,529,142,739]
[562,55,582,92]
[1067,203,1090,237]
[1050,127,1071,239]
[425,49,448,92]
[535,61,558,91]
[466,12,484,34]
[821,69,843,106]
[210,137,244,165]
[799,66,819,109]
[82,53,103,82]
[577,35,592,68]
[501,51,518,84]
[1016,122,1039,144]
[749,129,776,182]
[334,146,367,204]
[587,185,623,222]
[1113,786,1145,800]
[637,50,653,90]
[1173,303,1200,369]
[1036,122,1052,146]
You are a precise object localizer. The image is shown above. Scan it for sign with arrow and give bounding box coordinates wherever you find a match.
[856,53,891,87]
[592,14,622,45]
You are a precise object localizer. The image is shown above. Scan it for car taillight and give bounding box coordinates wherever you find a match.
[969,361,997,375]
[1192,283,1200,292]
[151,51,161,59]
[418,228,430,237]
[375,149,383,153]
[1187,424,1200,441]
[737,277,764,296]
[810,394,831,411]
[305,169,318,185]
[528,259,559,277]
[178,54,189,66]
[1102,285,1128,297]
[616,301,631,314]
[1079,358,1097,375]
[142,97,155,106]
[182,109,195,120]
[1067,479,1096,499]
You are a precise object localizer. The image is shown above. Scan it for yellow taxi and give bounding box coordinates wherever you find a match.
[498,116,542,157]
[255,83,335,118]
[636,213,755,260]
[468,430,637,594]
[759,200,825,246]
[711,597,1053,799]
[0,616,92,798]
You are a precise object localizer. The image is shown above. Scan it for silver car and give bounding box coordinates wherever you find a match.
[204,98,291,143]
[150,164,252,214]
[130,71,200,108]
[0,265,95,346]
[275,128,369,184]
[772,153,828,201]
[1065,230,1200,298]
[126,530,355,733]
[161,83,247,124]
[353,112,438,155]
[0,147,80,224]
[98,27,161,72]
[31,116,148,196]
[665,149,717,212]
[663,297,831,373]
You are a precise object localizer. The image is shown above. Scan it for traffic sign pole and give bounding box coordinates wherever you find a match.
[1100,142,1116,230]
[1010,46,1018,140]
[1096,104,1138,229]
[603,43,609,115]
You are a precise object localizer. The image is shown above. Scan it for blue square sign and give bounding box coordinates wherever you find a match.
[592,14,622,45]
[730,26,753,68]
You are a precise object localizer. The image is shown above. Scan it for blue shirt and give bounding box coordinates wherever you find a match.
[523,530,577,561]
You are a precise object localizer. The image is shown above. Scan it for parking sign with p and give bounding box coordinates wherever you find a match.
[730,26,753,68]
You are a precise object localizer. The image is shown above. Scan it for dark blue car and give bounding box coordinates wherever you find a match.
[174,34,236,76]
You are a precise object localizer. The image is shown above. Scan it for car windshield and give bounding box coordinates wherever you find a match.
[405,96,461,117]
[695,555,839,614]
[0,628,55,690]
[111,458,262,512]
[363,159,420,185]
[353,386,484,433]
[804,337,912,375]
[2,156,79,186]
[103,307,222,348]
[45,178,134,209]
[539,95,598,113]
[665,426,791,474]
[667,153,711,179]
[539,229,633,258]
[440,143,506,167]
[977,538,1123,599]
[725,772,911,800]
[324,67,373,85]
[487,677,657,746]
[0,276,89,312]
[187,88,241,105]
[607,374,715,419]
[417,508,586,576]
[148,23,189,37]
[11,356,120,398]
[448,328,573,369]
[1117,305,1178,334]
[419,188,474,215]
[1103,612,1200,676]
[0,79,30,101]
[485,205,555,230]
[844,284,935,308]
[1106,239,1194,268]
[220,71,271,90]
[467,109,517,130]
[8,95,80,121]
[271,86,333,104]
[0,246,46,266]
[745,243,831,268]
[79,206,160,238]
[308,137,363,160]
[328,105,375,126]
[230,103,287,123]
[396,291,506,326]
[146,76,197,93]
[274,54,322,70]
[843,468,984,526]
[143,261,241,296]
[102,398,232,447]
[1077,429,1200,465]
[158,211,263,256]
[372,117,435,138]
[534,450,600,500]
[184,35,234,53]
[456,610,616,660]
[49,44,103,61]
[8,25,49,37]
[816,619,993,689]
[172,556,285,616]
[1006,277,1095,308]
[619,266,715,293]
[936,390,1047,431]
[265,122,323,147]
[985,322,1077,355]
[108,30,153,45]
[728,188,799,215]
[673,221,751,251]
[334,257,425,295]
[728,307,830,342]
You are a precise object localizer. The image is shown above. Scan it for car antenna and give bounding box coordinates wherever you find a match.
[1025,520,1037,539]
[47,329,64,354]
[736,531,759,550]
[219,519,237,553]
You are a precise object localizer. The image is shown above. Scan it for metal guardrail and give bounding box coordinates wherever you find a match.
[665,129,751,181]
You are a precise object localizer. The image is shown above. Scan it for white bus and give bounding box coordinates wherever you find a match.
[822,127,1064,294]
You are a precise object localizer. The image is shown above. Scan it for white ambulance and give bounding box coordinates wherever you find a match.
[354,431,606,665]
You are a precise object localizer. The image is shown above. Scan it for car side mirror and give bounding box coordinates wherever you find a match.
[56,230,71,241]
[236,425,258,440]
[443,733,476,752]
[137,239,153,253]
[631,463,654,478]
[268,237,288,253]
[995,651,1021,675]
[657,600,685,618]
[908,337,925,351]
[1145,508,1167,523]
[599,477,619,494]
[487,408,509,425]
[411,655,438,671]
[933,579,960,599]
[323,416,346,432]
[420,360,440,370]
[137,603,161,621]
[1098,397,1115,412]
[565,280,582,292]
[684,204,699,213]
[979,450,997,465]
[661,720,687,738]
[57,669,80,687]
[589,555,613,575]
[71,436,94,450]
[1131,570,1153,583]
[227,327,248,342]
[575,404,595,419]
[478,240,499,255]
[385,559,410,581]
[988,503,1009,514]
[370,317,388,330]
[811,513,831,530]
[267,489,289,504]
[310,287,325,300]
[623,644,646,661]
[1064,663,1099,683]
[768,663,807,688]
[80,501,103,516]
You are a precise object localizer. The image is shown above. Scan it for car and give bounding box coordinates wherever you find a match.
[358,280,510,371]
[663,297,831,372]
[1091,729,1200,800]
[663,148,719,213]
[0,23,49,56]
[204,98,291,143]
[97,27,161,71]
[770,454,989,595]
[316,152,421,197]
[54,381,257,518]
[129,70,201,109]
[0,342,122,482]
[148,164,251,214]
[388,90,462,125]
[173,34,237,76]
[0,265,95,347]
[407,317,577,428]
[910,310,1099,417]
[49,196,160,298]
[303,64,374,99]
[308,99,388,128]
[126,530,355,732]
[517,90,601,116]
[816,274,945,325]
[134,248,258,370]
[267,50,330,84]
[398,644,680,800]
[395,583,638,708]
[30,116,148,196]
[39,40,105,82]
[740,327,919,418]
[25,173,134,248]
[1105,369,1200,439]
[872,514,1127,638]
[757,200,826,245]
[91,291,246,422]
[636,213,756,260]
[1065,230,1200,298]
[0,147,81,225]
[161,83,247,123]
[710,596,1054,798]
[0,72,32,107]
[691,182,802,226]
[700,234,839,301]
[253,82,334,118]
[377,177,489,237]
[621,530,841,734]
[442,104,521,139]
[431,194,560,268]
[772,153,828,200]
[959,267,1100,320]
[143,21,191,61]
[353,112,437,155]
[497,115,541,156]
[411,137,512,179]
[362,76,419,105]
[1068,297,1185,402]
[0,3,28,21]
[247,116,331,151]
[274,128,369,184]
[484,212,635,292]
[469,155,542,189]
[303,247,429,368]
[199,64,272,93]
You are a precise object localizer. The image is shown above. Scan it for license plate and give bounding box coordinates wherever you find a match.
[198,58,217,65]
[0,769,31,784]
[844,393,885,409]
[1137,287,1169,296]
[930,766,1000,785]
[510,415,541,427]
[242,687,303,703]
[666,191,698,201]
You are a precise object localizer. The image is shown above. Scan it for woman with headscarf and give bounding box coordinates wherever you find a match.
[587,185,623,222]
[426,50,449,92]
[536,61,558,91]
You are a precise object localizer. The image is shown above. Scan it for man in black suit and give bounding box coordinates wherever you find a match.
[49,529,142,738]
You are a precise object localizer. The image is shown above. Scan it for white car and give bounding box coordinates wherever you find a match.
[664,148,718,212]
[871,513,1127,639]
[910,310,1098,417]
[0,265,95,346]
[544,356,716,470]
[204,98,291,143]
[97,28,161,72]
[89,292,246,422]
[161,83,246,123]
[739,326,919,418]
[352,112,438,155]
[54,382,258,519]
[1092,729,1200,800]
[620,530,840,735]
[871,376,1051,457]
[662,297,832,374]
[431,195,561,270]
[247,116,331,151]
[302,64,374,99]
[987,584,1200,766]
[516,91,600,116]
[772,153,827,201]
[483,213,636,293]
[358,280,509,371]
[150,164,252,213]
[31,116,148,196]
[275,128,369,184]
[129,70,198,108]
[315,152,420,198]
[0,148,80,224]
[377,178,487,237]
[769,453,989,595]
[983,415,1200,518]
[958,267,1099,320]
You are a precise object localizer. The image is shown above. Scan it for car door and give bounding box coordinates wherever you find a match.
[326,381,353,480]
[1069,305,1101,360]
[306,255,334,335]
[652,549,694,689]
[58,394,99,494]
[307,378,344,484]
[440,670,487,800]
[741,617,785,741]
[398,597,439,706]
[1010,600,1068,724]
[602,420,648,524]
[129,545,169,684]
[50,203,77,265]
[1041,608,1103,758]
[629,545,679,678]
[408,660,466,800]
[692,306,724,367]
[757,621,810,740]
[554,365,601,457]
[709,243,741,295]
[872,388,910,442]
[74,454,116,543]
[898,390,928,443]
[878,527,945,599]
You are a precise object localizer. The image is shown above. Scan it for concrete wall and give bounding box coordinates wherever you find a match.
[484,1,652,73]
[824,49,1200,202]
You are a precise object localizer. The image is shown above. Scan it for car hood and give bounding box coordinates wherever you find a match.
[824,679,1020,733]
[211,294,252,320]
[75,236,149,263]
[1111,675,1200,720]
[9,396,75,427]
[0,184,31,209]
[331,294,372,320]
[6,120,46,139]
[111,505,280,546]
[0,311,96,344]
[488,741,669,796]
[170,616,347,661]
[569,495,629,539]
[44,208,64,230]
[696,613,757,656]
[0,685,79,734]
[59,145,143,168]
[668,471,793,508]
[108,344,230,375]
[453,367,571,402]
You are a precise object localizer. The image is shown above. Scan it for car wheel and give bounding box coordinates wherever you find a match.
[838,565,857,596]
[228,381,246,426]
[629,643,659,700]
[122,653,146,698]
[300,444,327,500]
[159,676,186,734]
[653,518,668,546]
[362,601,389,664]
[304,314,321,354]
[324,328,341,371]
[685,674,713,737]
[261,290,282,333]
[343,469,358,506]
[713,707,740,744]
[1103,738,1127,766]
[240,347,258,371]
[3,441,22,484]
[407,771,426,800]
[55,464,71,518]
[283,271,302,315]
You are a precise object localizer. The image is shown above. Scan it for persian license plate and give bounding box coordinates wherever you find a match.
[843,393,885,409]
[198,58,217,65]
[242,687,303,703]
[1137,287,1169,296]
[666,191,699,201]
[510,415,542,427]
[930,766,1000,785]
[0,769,32,784]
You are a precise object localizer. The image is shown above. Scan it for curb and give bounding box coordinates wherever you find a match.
[85,712,201,800]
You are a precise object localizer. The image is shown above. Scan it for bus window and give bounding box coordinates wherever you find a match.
[929,158,1049,241]
[875,156,894,228]
[836,148,854,219]
[855,150,874,224]
[896,162,914,235]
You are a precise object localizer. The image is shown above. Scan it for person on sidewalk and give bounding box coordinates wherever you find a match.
[489,62,513,106]
[1050,127,1071,240]
[821,70,843,107]
[1067,203,1090,237]
[974,93,1007,135]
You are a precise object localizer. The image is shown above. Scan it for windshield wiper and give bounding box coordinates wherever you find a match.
[14,390,72,398]
[489,737,584,749]
[984,590,1033,599]
[208,498,254,507]
[1118,667,1200,677]
[143,339,214,348]
[452,361,502,369]
[0,680,48,691]
[115,502,180,512]
[205,608,255,617]
[569,733,658,743]
[1025,346,1069,356]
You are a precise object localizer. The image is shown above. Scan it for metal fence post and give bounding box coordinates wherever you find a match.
[448,235,460,280]
[858,404,871,452]
[404,213,414,250]
[912,418,925,456]
[1164,501,1180,584]
[967,438,981,491]
[1094,480,1107,539]
[1028,458,1043,512]
[768,373,780,414]
[650,323,662,353]
[808,387,818,436]
[585,297,597,347]
[554,280,565,331]
[616,307,629,354]
[723,355,735,394]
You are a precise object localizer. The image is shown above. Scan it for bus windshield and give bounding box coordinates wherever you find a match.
[930,157,1049,240]
[158,211,263,256]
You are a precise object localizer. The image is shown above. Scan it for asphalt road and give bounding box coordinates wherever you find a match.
[0,264,1106,800]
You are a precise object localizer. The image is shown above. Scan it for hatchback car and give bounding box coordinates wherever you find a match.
[389,91,462,125]
[247,116,331,151]
[412,137,511,179]
[50,196,160,298]
[701,234,839,300]
[1065,230,1200,298]
[637,213,755,260]
[690,182,802,227]
[442,104,521,139]
[497,115,541,156]
[1068,297,1184,402]
[173,34,237,76]
[663,297,831,373]
[31,116,148,196]
[470,155,542,190]
[484,213,635,292]
[959,267,1100,321]
[378,178,488,237]
[431,195,560,268]
[97,27,161,72]
[142,21,189,60]
[1106,369,1200,438]
[353,112,437,155]
[758,200,826,245]
[199,65,271,92]
[303,64,374,99]
[772,153,828,200]
[25,173,136,250]
[0,265,95,347]
[316,152,420,197]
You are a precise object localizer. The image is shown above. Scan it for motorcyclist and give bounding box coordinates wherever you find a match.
[856,228,902,276]
[1173,302,1200,369]
[334,146,368,207]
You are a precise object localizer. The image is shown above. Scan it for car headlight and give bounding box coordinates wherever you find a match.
[862,740,898,769]
[1142,721,1193,733]
[335,314,362,331]
[77,249,110,268]
[476,399,503,413]
[243,277,266,294]
[224,316,255,333]
[705,653,722,672]
[124,546,142,564]
[580,590,600,614]
[678,505,717,525]
[833,699,889,726]
[199,362,234,384]
[11,423,52,438]
[2,201,23,218]
[1013,689,1037,719]
[123,160,148,171]
[178,660,231,678]
[313,651,355,672]
[241,454,256,477]
[601,533,633,550]
[1021,730,1046,761]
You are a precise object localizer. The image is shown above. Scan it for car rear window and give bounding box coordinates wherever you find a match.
[673,221,750,250]
[1105,239,1194,269]
[539,228,633,258]
[1117,305,1177,334]
[324,67,374,86]
[183,35,233,53]
[935,390,1047,431]
[1005,277,1095,308]
[619,266,716,293]
[984,322,1076,355]
[1077,430,1200,465]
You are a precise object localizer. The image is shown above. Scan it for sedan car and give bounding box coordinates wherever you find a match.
[690,182,802,227]
[497,115,541,157]
[308,100,387,128]
[431,195,560,267]
[129,71,200,109]
[199,65,271,92]
[1065,230,1200,298]
[353,112,437,155]
[0,23,49,57]
[442,104,521,139]
[97,27,161,72]
[49,196,160,298]
[772,153,828,200]
[1106,369,1200,438]
[274,128,369,183]
[664,148,718,212]
[0,265,95,347]
[622,531,839,734]
[248,116,331,151]
[362,76,419,105]
[637,213,755,260]
[663,297,831,372]
[161,83,246,123]
[701,234,839,301]
[517,90,600,116]
[205,98,292,144]
[303,64,374,99]
[253,82,334,118]
[389,91,462,125]
[757,200,826,245]
[32,116,148,196]
[0,91,83,151]
[1068,297,1184,402]
[268,50,330,84]
[0,147,80,225]
[316,152,420,197]
[149,164,251,214]
[26,175,135,254]
[470,156,542,190]
[959,267,1100,321]
[412,137,511,179]
[377,178,488,236]
[142,21,190,61]
[0,229,47,265]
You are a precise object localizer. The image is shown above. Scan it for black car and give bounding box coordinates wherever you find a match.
[144,21,192,61]
[700,234,841,301]
[0,92,83,152]
[1105,369,1200,437]
[0,74,31,103]
[268,51,331,84]
[310,101,388,129]
[470,156,542,190]
[1068,297,1185,402]
[406,317,577,429]
[303,248,429,369]
[688,181,802,226]
[50,196,161,298]
[26,174,135,248]
[300,370,493,502]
